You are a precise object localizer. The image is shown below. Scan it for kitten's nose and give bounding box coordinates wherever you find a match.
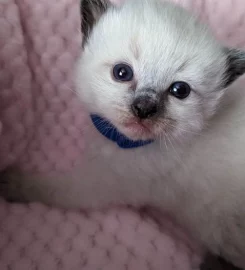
[131,96,158,119]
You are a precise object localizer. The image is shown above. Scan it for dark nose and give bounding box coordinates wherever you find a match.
[131,96,158,119]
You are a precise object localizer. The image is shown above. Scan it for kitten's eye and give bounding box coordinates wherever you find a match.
[169,81,191,99]
[113,63,134,82]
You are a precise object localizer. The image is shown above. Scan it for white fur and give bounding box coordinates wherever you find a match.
[3,0,245,268]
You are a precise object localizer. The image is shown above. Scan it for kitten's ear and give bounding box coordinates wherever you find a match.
[224,48,245,87]
[81,0,112,46]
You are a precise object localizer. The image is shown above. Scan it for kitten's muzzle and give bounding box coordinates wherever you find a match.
[131,94,158,120]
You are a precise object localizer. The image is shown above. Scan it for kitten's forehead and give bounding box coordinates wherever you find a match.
[88,0,226,90]
[100,0,222,61]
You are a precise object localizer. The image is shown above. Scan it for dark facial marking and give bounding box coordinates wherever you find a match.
[131,89,159,119]
[81,0,111,46]
[223,48,245,87]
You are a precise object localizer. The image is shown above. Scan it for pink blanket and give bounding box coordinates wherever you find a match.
[0,0,245,269]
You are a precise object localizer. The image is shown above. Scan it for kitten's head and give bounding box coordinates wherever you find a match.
[76,0,245,141]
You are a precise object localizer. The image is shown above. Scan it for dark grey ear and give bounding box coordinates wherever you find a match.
[81,0,111,46]
[224,48,245,87]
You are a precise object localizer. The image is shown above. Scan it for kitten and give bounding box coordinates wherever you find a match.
[2,0,245,268]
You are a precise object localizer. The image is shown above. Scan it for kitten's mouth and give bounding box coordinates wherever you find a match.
[119,120,154,140]
[124,121,151,132]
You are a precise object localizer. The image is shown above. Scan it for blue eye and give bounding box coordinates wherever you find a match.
[169,81,191,99]
[113,63,134,82]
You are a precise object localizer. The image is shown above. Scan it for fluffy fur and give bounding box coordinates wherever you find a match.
[2,0,245,268]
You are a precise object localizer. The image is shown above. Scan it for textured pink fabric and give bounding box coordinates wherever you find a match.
[0,0,84,173]
[1,0,245,269]
[0,200,202,270]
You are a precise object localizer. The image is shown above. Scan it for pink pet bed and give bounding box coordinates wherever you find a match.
[0,0,245,269]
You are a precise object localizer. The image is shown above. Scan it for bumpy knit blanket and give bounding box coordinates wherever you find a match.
[0,0,245,269]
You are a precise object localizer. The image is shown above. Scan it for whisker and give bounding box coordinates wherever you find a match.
[166,133,183,165]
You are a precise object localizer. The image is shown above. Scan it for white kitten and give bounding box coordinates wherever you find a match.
[2,0,245,268]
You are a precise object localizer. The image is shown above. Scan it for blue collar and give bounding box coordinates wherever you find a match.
[90,115,153,149]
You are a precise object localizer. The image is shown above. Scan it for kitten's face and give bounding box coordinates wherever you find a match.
[76,0,245,141]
